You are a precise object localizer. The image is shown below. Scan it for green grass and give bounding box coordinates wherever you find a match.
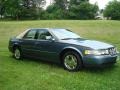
[0,20,120,90]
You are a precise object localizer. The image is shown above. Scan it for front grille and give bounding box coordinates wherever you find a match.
[108,47,117,56]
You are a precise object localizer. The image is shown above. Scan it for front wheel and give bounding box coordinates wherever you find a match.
[14,48,22,60]
[62,51,82,71]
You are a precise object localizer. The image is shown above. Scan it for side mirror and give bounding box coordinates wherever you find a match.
[46,36,55,41]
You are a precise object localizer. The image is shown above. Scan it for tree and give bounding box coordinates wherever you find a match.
[19,0,37,19]
[69,0,89,5]
[0,0,5,18]
[35,0,46,19]
[68,1,98,19]
[104,0,120,20]
[46,0,68,19]
[54,0,68,10]
[1,0,99,20]
[2,0,46,20]
[4,0,22,20]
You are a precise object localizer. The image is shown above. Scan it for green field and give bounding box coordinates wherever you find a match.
[0,20,120,90]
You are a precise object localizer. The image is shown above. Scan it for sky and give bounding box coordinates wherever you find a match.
[89,0,113,9]
[45,0,113,9]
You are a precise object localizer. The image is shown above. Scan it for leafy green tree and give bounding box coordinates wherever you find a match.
[54,0,68,10]
[19,0,37,19]
[104,0,120,20]
[35,0,46,19]
[69,0,89,5]
[4,0,22,20]
[68,1,98,19]
[1,0,99,20]
[0,0,5,18]
[46,0,68,19]
[1,0,45,20]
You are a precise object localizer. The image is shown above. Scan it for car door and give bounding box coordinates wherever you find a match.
[20,29,37,57]
[34,29,59,61]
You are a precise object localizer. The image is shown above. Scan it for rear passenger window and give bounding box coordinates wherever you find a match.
[24,30,36,39]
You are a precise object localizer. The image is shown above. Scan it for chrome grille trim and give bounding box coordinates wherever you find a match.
[108,47,117,56]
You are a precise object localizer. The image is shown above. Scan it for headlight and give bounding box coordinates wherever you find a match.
[116,48,119,54]
[85,49,109,55]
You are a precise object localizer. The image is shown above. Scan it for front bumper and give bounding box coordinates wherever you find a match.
[83,55,118,67]
[8,45,14,53]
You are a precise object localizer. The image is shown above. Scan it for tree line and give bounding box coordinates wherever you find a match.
[0,0,120,20]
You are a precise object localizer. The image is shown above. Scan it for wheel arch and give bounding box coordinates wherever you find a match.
[13,43,21,52]
[59,47,83,64]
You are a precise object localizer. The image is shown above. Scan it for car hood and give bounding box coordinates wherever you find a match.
[61,39,114,49]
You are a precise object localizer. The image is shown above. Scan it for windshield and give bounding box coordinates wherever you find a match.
[51,29,81,40]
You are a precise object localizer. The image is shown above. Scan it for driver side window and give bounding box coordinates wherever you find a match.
[37,30,52,40]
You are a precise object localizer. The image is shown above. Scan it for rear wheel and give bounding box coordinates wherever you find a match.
[14,47,22,60]
[62,51,82,71]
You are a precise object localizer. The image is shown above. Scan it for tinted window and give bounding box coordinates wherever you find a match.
[37,30,52,40]
[24,30,37,39]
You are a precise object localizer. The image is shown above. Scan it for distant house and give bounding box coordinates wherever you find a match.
[95,10,106,20]
[95,15,104,20]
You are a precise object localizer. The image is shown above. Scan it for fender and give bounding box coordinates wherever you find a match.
[60,46,84,58]
[13,42,21,49]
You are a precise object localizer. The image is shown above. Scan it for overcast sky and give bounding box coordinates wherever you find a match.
[45,0,114,9]
[89,0,113,9]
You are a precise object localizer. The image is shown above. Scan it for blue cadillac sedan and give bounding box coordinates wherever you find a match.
[9,28,118,71]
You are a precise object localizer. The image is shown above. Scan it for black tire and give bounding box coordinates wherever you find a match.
[14,47,22,60]
[62,51,82,71]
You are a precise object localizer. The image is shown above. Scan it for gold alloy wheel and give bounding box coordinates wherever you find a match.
[14,49,21,59]
[64,55,78,70]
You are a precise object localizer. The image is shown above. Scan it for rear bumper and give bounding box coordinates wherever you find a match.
[83,55,118,67]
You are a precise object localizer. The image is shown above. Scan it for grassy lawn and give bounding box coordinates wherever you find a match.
[0,20,120,90]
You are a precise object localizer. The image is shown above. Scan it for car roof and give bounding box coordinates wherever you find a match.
[28,28,67,30]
